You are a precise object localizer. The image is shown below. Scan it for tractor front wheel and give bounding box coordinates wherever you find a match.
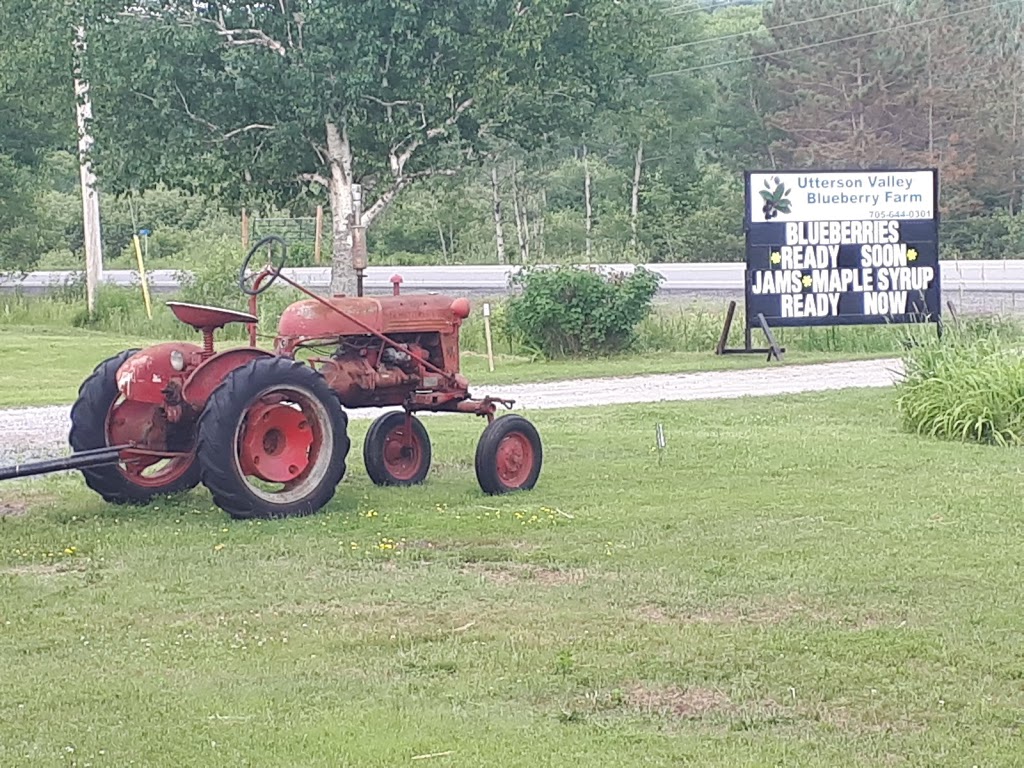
[69,349,201,504]
[363,411,432,486]
[195,357,349,520]
[474,414,543,495]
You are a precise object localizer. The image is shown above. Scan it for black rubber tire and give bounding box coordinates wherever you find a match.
[195,356,349,520]
[68,348,201,505]
[474,414,543,495]
[363,411,432,486]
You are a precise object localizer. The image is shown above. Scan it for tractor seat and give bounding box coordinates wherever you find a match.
[166,301,258,331]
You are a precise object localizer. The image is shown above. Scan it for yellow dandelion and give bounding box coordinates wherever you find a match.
[907,248,918,261]
[770,251,781,264]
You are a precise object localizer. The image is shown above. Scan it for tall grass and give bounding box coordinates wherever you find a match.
[895,318,1024,446]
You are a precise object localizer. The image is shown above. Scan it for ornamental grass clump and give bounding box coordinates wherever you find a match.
[895,322,1024,447]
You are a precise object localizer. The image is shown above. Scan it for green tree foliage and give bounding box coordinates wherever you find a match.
[0,0,78,271]
[754,0,1022,216]
[506,264,663,358]
[72,0,667,294]
[8,0,1024,270]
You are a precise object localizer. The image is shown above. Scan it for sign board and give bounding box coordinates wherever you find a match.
[743,168,940,329]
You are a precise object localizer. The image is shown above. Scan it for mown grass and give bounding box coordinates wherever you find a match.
[3,389,1024,766]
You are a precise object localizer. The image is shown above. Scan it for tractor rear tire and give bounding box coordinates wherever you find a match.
[195,357,349,520]
[474,414,543,495]
[363,411,432,486]
[69,348,201,505]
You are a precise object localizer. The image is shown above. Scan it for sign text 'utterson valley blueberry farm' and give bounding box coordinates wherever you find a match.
[742,168,941,334]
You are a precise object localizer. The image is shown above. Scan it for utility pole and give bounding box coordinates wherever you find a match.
[350,184,367,296]
[73,25,104,316]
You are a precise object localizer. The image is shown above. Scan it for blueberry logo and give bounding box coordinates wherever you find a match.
[759,176,792,220]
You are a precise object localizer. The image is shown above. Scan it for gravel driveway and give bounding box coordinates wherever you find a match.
[0,357,905,470]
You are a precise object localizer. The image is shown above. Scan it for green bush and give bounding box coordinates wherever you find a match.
[895,318,1024,447]
[506,264,663,358]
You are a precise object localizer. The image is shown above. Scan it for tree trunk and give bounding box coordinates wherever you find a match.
[537,188,546,262]
[437,219,449,262]
[511,159,528,264]
[630,140,643,249]
[328,179,356,296]
[1012,96,1019,215]
[926,32,934,161]
[326,119,357,297]
[491,164,507,265]
[583,144,592,260]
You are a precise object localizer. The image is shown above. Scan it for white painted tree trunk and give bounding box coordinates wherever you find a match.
[491,164,507,265]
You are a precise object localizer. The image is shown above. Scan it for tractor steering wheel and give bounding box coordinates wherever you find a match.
[239,235,289,296]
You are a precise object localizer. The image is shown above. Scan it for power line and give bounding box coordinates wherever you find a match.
[663,0,749,18]
[652,0,1018,77]
[665,0,898,50]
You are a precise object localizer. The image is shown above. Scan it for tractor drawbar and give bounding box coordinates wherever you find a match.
[0,445,131,482]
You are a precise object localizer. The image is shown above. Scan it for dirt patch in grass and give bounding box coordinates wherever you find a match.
[460,562,587,587]
[625,682,733,719]
[0,500,31,518]
[1,560,86,577]
[406,538,537,555]
[0,490,59,518]
[808,703,928,735]
[635,594,897,630]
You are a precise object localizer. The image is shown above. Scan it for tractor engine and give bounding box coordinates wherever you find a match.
[273,292,473,409]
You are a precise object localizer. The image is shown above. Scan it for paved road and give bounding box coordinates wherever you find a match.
[5,260,1024,296]
[0,357,904,472]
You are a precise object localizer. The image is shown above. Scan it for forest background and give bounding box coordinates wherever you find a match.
[1,0,1020,277]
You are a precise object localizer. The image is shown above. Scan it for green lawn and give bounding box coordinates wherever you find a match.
[3,389,1023,766]
[0,325,892,408]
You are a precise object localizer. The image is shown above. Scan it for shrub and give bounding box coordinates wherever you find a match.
[506,264,663,358]
[895,318,1024,447]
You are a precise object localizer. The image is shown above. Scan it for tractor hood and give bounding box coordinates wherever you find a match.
[276,294,471,340]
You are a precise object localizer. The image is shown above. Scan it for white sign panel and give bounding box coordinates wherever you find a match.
[747,170,935,223]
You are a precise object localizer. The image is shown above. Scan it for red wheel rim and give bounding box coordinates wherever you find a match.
[238,402,315,483]
[495,431,534,488]
[382,423,423,481]
[105,397,195,488]
[232,386,334,504]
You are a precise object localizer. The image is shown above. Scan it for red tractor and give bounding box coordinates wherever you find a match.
[1,237,543,520]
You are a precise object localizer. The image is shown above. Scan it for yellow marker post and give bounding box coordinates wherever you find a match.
[483,302,495,372]
[132,234,153,320]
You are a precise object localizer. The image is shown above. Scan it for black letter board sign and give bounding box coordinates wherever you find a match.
[743,168,941,329]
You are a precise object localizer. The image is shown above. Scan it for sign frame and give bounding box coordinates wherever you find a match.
[730,166,941,354]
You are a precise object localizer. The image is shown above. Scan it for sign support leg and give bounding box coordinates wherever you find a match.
[716,301,737,355]
[756,313,784,362]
